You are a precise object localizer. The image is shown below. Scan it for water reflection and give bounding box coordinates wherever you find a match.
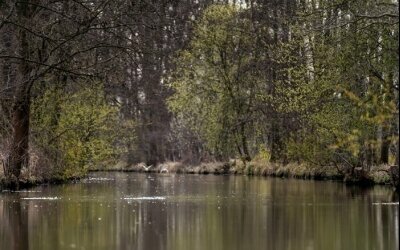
[0,196,29,250]
[0,173,398,250]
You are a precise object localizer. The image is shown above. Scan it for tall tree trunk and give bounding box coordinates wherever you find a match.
[5,48,32,184]
[380,126,390,165]
[396,119,399,168]
[240,123,251,161]
[5,95,30,183]
[5,2,34,185]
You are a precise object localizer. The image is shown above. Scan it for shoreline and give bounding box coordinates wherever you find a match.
[91,161,394,187]
[0,161,395,191]
[0,175,83,191]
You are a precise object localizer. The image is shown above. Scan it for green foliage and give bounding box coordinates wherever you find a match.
[57,85,119,177]
[31,83,124,179]
[276,0,399,169]
[168,4,260,159]
[169,1,399,173]
[253,146,271,163]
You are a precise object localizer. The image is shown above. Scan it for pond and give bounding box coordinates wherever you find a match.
[0,172,398,250]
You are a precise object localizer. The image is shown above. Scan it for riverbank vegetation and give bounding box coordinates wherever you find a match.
[90,160,393,185]
[168,3,399,186]
[0,0,398,189]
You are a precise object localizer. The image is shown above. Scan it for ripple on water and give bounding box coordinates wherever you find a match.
[21,197,61,200]
[122,196,166,200]
[372,202,399,206]
[2,190,42,193]
[86,177,114,181]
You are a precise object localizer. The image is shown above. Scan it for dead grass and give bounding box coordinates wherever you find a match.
[85,158,394,186]
[368,165,392,184]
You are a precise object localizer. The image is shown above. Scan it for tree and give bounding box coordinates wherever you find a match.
[31,83,121,178]
[168,0,399,184]
[0,0,134,185]
[168,5,262,162]
[278,0,398,179]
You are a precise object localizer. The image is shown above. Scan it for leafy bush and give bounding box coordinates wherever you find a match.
[31,83,124,179]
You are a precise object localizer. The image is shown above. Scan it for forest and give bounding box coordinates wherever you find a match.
[0,0,398,188]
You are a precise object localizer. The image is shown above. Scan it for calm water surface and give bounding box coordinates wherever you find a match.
[0,172,398,250]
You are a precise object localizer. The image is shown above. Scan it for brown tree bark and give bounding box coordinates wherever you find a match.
[240,123,251,162]
[5,97,30,181]
[3,1,34,186]
[380,130,390,165]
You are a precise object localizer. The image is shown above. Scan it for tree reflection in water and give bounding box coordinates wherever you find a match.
[0,173,398,250]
